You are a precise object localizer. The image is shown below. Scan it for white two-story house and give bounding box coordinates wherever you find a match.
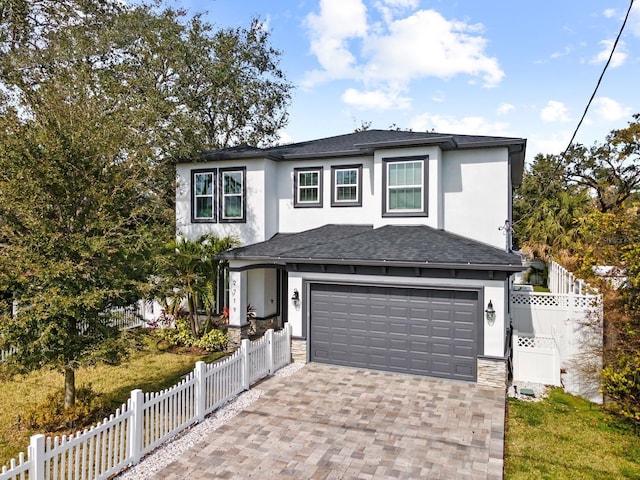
[176,129,526,387]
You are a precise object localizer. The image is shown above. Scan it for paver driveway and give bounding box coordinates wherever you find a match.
[155,363,505,480]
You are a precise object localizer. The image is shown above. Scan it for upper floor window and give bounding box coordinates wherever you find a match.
[331,164,362,207]
[192,169,216,222]
[220,167,245,222]
[382,156,428,217]
[294,167,323,208]
[191,167,246,223]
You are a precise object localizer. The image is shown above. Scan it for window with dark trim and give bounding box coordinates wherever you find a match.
[219,167,246,222]
[294,167,323,208]
[331,164,362,207]
[192,169,216,222]
[382,156,428,217]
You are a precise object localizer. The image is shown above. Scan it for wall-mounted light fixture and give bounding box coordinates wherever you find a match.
[291,289,300,307]
[485,300,496,326]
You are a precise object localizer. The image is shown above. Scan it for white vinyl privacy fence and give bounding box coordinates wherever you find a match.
[0,326,292,480]
[511,260,603,402]
[512,330,561,386]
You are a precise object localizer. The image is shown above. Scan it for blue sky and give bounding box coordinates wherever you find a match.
[174,0,639,162]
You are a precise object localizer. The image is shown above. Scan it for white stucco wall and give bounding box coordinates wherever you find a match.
[175,160,269,244]
[246,268,278,318]
[442,148,510,249]
[371,146,442,230]
[176,145,513,249]
[276,156,377,233]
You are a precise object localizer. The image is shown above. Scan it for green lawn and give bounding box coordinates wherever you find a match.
[505,389,640,479]
[0,330,225,468]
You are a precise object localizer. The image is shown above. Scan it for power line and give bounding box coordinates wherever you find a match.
[561,0,635,158]
[513,0,635,226]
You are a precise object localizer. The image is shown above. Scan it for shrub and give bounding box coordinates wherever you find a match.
[194,328,227,352]
[20,384,109,432]
[601,353,640,424]
[157,317,227,352]
[157,318,195,347]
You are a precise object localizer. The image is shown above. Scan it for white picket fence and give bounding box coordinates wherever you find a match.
[0,325,292,480]
[548,260,588,295]
[1,306,147,363]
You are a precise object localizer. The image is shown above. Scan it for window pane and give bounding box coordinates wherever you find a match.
[224,172,242,194]
[299,172,318,187]
[388,162,422,187]
[389,187,421,210]
[299,187,318,202]
[195,173,212,195]
[389,164,399,186]
[337,186,356,201]
[409,162,422,184]
[196,197,213,218]
[224,195,242,218]
[336,169,357,185]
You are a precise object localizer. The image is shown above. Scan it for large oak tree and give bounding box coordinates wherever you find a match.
[0,0,291,406]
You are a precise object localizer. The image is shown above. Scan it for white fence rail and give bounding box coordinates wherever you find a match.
[548,260,587,295]
[512,330,561,386]
[0,325,292,480]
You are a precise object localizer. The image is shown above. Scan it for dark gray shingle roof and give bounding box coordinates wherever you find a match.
[222,224,523,271]
[201,129,526,161]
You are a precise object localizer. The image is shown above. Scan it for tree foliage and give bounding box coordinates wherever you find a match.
[565,115,640,213]
[513,154,590,257]
[514,114,640,421]
[0,0,290,406]
[573,205,640,421]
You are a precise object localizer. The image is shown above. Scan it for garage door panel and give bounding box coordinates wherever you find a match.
[389,337,409,351]
[310,284,478,381]
[389,321,409,334]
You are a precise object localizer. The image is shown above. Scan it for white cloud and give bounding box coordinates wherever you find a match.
[303,0,368,83]
[374,0,419,24]
[342,87,411,110]
[549,45,572,59]
[277,130,294,145]
[590,39,627,67]
[593,96,632,121]
[382,0,418,8]
[497,103,515,115]
[603,8,616,19]
[431,90,445,103]
[409,112,509,136]
[363,10,504,87]
[529,132,571,157]
[540,100,570,123]
[303,0,505,106]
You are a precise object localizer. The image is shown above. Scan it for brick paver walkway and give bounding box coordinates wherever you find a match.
[155,363,505,479]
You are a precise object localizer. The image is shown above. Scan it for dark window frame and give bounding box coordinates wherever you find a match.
[330,164,363,207]
[219,166,247,223]
[191,168,217,223]
[382,156,429,217]
[293,166,324,208]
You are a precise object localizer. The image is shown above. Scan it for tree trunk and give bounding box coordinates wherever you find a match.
[64,366,76,408]
[187,294,198,338]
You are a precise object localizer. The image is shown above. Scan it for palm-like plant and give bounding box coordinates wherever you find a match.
[160,234,239,338]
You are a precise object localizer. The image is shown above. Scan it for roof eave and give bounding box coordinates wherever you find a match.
[224,255,526,272]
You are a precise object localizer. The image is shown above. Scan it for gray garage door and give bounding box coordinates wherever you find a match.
[310,283,479,381]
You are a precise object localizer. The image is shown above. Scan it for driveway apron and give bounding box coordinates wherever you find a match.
[154,363,506,480]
